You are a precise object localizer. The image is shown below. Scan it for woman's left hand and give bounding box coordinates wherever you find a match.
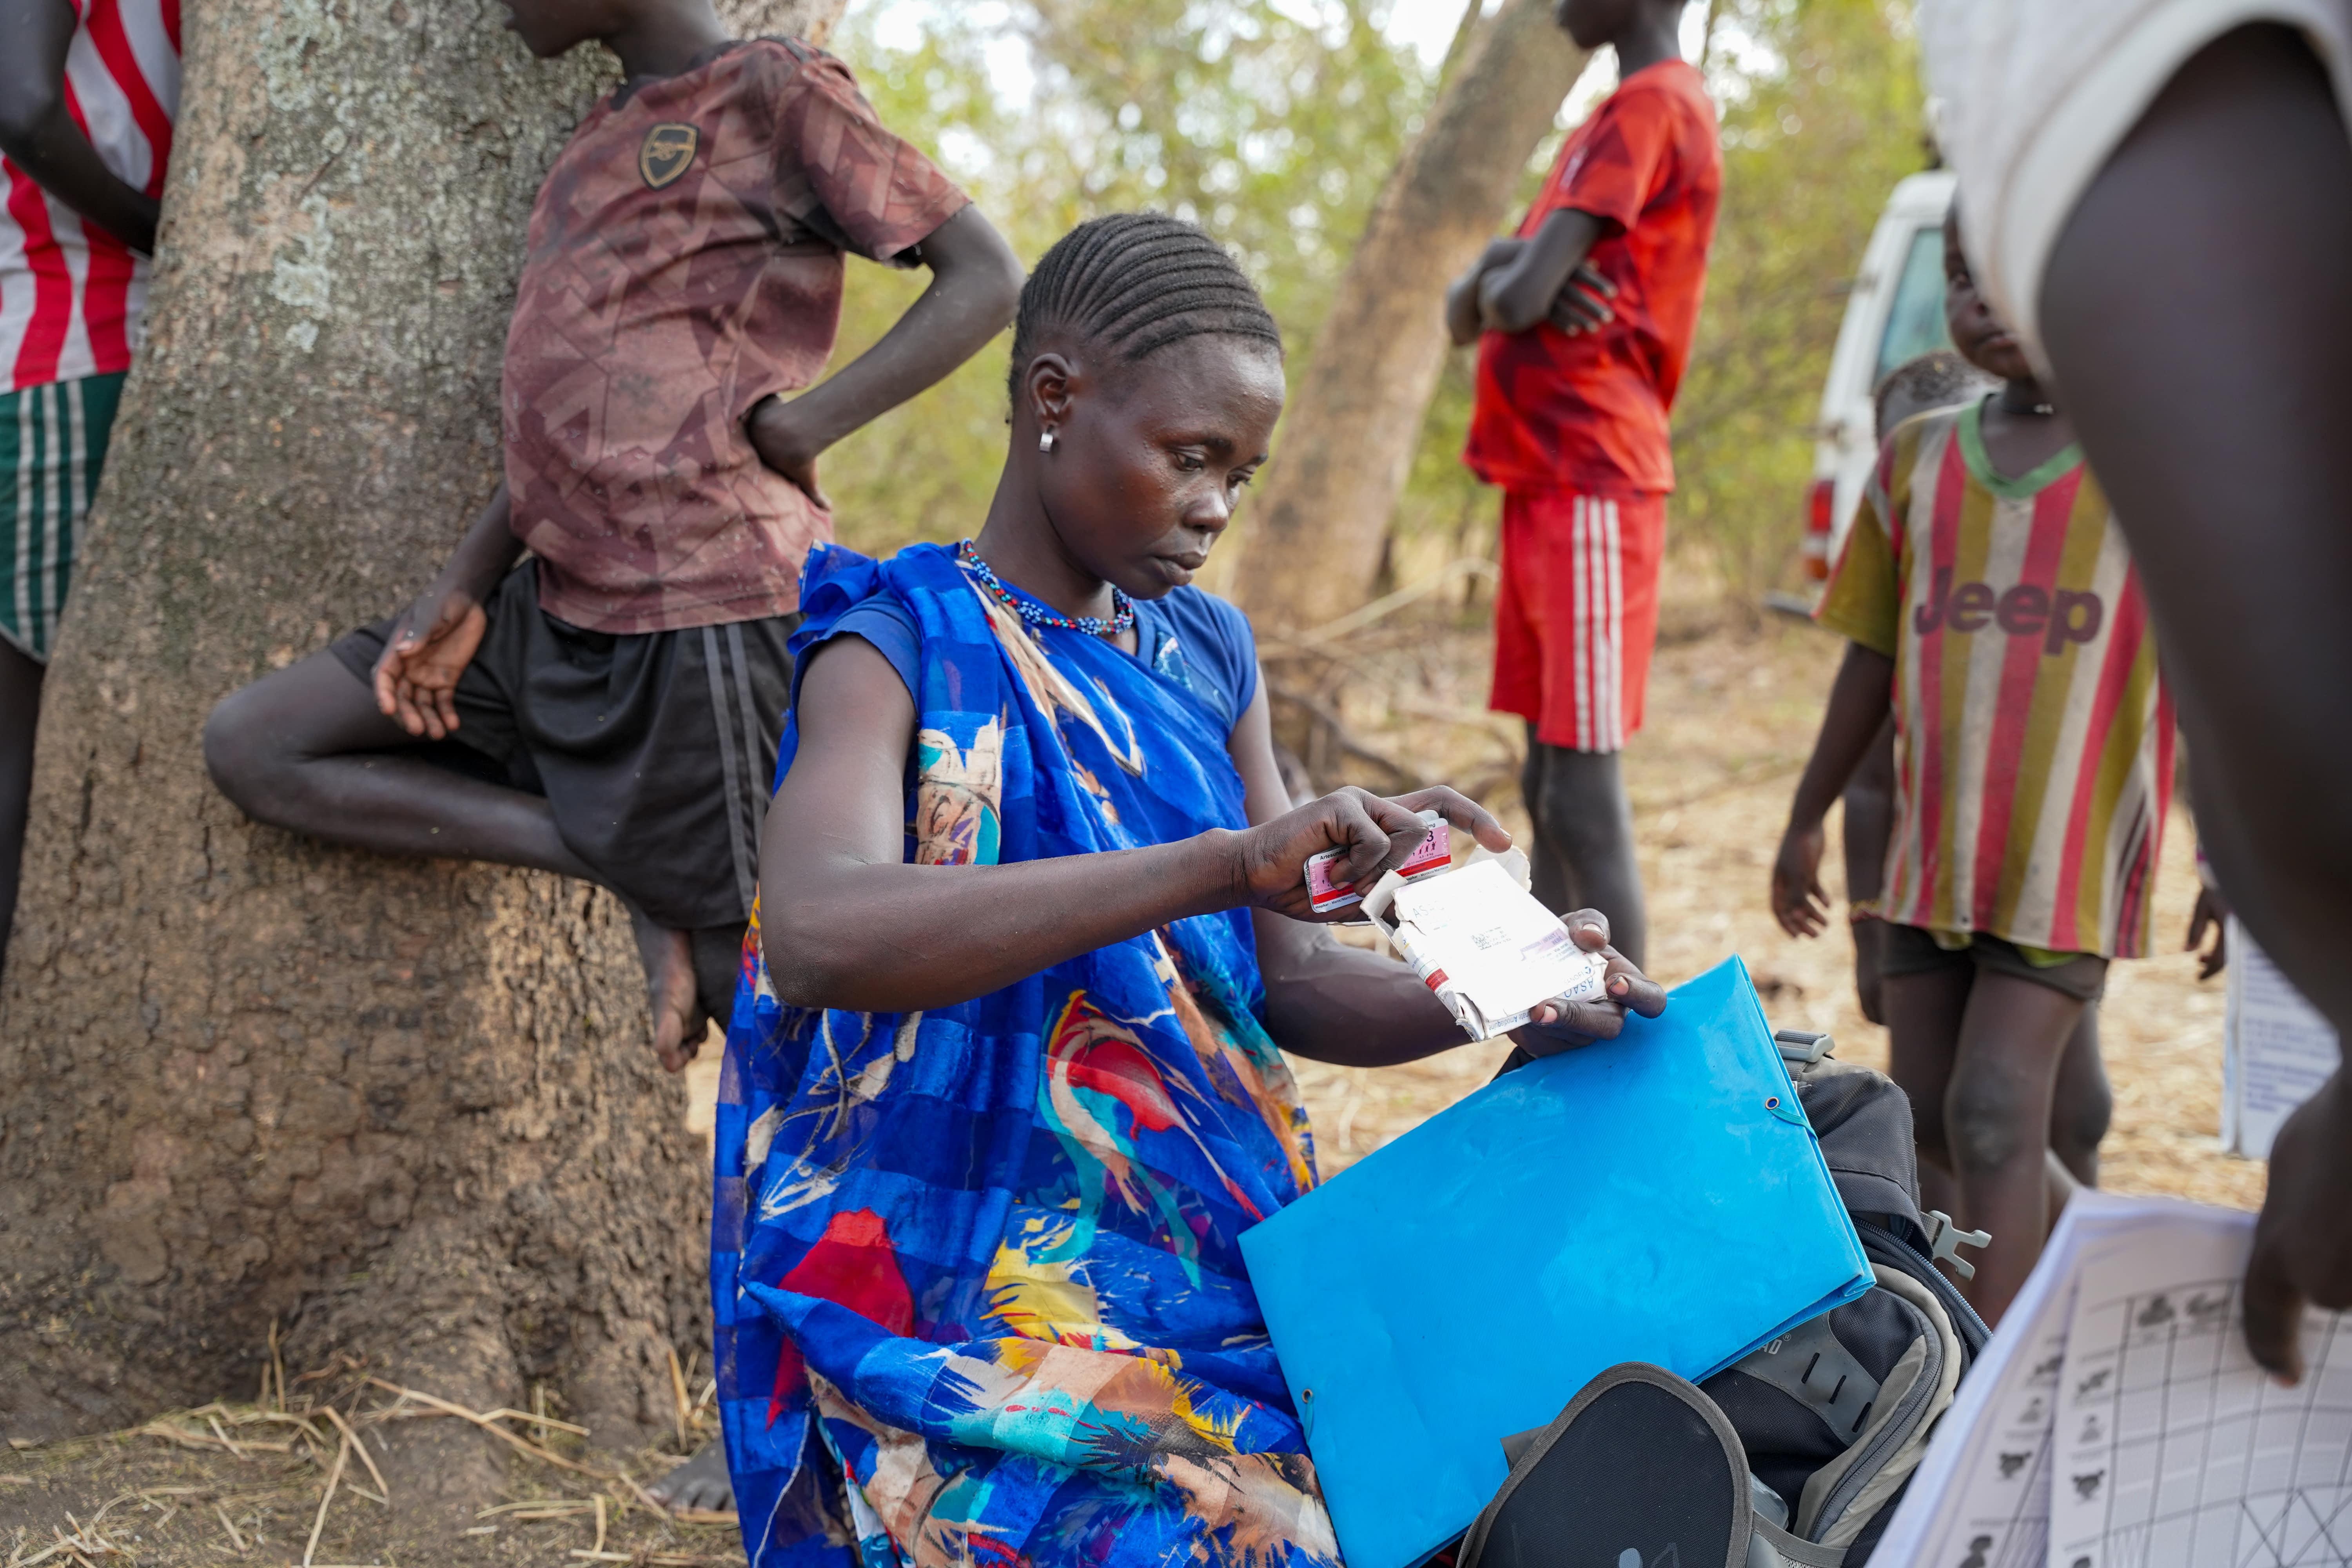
[1509,910,1668,1057]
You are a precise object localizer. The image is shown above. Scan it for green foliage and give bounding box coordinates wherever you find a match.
[1665,0,1927,610]
[816,0,1926,617]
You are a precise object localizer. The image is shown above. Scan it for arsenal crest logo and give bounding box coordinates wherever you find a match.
[639,123,699,189]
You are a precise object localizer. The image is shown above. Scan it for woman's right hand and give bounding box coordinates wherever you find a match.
[1230,785,1512,921]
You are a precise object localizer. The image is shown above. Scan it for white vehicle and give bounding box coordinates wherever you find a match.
[1795,169,1957,594]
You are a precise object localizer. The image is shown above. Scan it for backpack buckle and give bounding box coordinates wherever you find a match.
[1772,1029,1835,1064]
[1922,1210,1992,1279]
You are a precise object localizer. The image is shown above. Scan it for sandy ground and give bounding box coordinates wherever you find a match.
[4,615,2261,1565]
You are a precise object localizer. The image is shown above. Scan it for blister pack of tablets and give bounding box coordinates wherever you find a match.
[1358,846,1609,1041]
[1303,811,1452,915]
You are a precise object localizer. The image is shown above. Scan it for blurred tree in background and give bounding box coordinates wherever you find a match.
[814,0,1927,620]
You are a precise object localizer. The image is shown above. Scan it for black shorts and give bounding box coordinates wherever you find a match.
[332,560,796,931]
[1878,922,2109,1003]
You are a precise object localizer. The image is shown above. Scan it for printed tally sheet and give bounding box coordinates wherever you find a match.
[1873,1192,2352,1568]
[2223,916,2340,1160]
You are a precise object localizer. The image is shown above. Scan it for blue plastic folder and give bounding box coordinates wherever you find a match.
[1239,957,1871,1568]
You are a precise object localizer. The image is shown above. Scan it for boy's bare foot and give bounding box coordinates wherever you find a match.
[626,903,707,1073]
[648,1438,733,1513]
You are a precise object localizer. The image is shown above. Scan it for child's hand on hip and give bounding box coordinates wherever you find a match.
[748,395,833,512]
[1512,910,1667,1056]
[374,585,488,740]
[1771,821,1831,938]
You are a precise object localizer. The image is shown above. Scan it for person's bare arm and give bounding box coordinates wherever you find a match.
[2035,24,2352,1380]
[1476,208,1617,336]
[748,205,1023,508]
[1446,225,1619,347]
[1771,642,1895,938]
[1227,679,1664,1066]
[0,0,159,255]
[760,637,1508,1015]
[371,486,525,739]
[1447,238,1526,347]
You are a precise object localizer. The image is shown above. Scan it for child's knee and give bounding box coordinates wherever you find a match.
[202,685,289,813]
[2051,1074,2114,1157]
[202,688,258,799]
[1944,1072,2034,1174]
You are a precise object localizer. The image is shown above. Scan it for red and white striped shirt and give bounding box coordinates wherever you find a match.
[0,0,180,394]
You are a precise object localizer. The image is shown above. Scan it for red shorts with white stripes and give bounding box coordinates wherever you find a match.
[1489,487,1666,754]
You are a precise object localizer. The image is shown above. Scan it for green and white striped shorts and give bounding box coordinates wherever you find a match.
[1,372,126,663]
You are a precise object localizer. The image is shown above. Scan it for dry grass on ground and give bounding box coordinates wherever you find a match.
[0,1370,743,1567]
[3,604,2261,1565]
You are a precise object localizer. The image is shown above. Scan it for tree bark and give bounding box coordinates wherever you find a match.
[0,0,844,1498]
[1233,0,1589,633]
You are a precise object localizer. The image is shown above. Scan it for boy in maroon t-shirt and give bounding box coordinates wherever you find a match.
[1445,0,1719,966]
[204,3,1021,1071]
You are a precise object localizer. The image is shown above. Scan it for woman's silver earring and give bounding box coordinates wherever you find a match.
[1038,429,1056,454]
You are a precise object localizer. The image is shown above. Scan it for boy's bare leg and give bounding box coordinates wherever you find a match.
[1938,971,2089,1324]
[2035,1011,2107,1239]
[1841,719,1897,1024]
[2047,1008,2109,1188]
[206,653,591,870]
[205,652,704,1062]
[0,636,45,966]
[1886,966,2089,1251]
[641,921,755,1508]
[0,639,45,968]
[1521,725,1647,968]
[1883,965,1968,1222]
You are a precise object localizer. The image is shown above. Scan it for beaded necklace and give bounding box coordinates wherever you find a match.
[956,539,1136,637]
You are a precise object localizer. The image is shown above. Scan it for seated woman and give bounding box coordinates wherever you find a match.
[713,213,1666,1568]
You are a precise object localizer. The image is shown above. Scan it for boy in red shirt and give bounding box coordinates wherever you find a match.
[203,3,1020,1076]
[1446,0,1718,967]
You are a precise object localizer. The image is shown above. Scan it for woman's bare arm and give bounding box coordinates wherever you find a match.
[759,636,1501,1014]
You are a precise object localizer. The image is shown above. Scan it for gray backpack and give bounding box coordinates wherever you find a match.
[1466,1034,1989,1568]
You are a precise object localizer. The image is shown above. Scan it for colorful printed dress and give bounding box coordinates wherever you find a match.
[713,542,1340,1568]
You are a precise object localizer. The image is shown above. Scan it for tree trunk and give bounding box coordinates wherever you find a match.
[1233,0,1589,633]
[0,0,844,1497]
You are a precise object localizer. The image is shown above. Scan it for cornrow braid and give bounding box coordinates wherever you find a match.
[1009,213,1283,401]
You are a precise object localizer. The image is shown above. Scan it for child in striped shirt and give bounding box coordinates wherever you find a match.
[1769,208,2174,1325]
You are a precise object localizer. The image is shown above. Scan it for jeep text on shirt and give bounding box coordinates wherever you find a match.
[1816,397,2175,959]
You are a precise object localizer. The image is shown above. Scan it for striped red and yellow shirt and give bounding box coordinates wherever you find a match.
[1818,400,2174,959]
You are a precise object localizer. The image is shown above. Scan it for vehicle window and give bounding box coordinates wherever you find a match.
[1873,225,1953,386]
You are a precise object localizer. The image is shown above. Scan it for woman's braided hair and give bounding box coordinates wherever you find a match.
[1009,213,1283,401]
